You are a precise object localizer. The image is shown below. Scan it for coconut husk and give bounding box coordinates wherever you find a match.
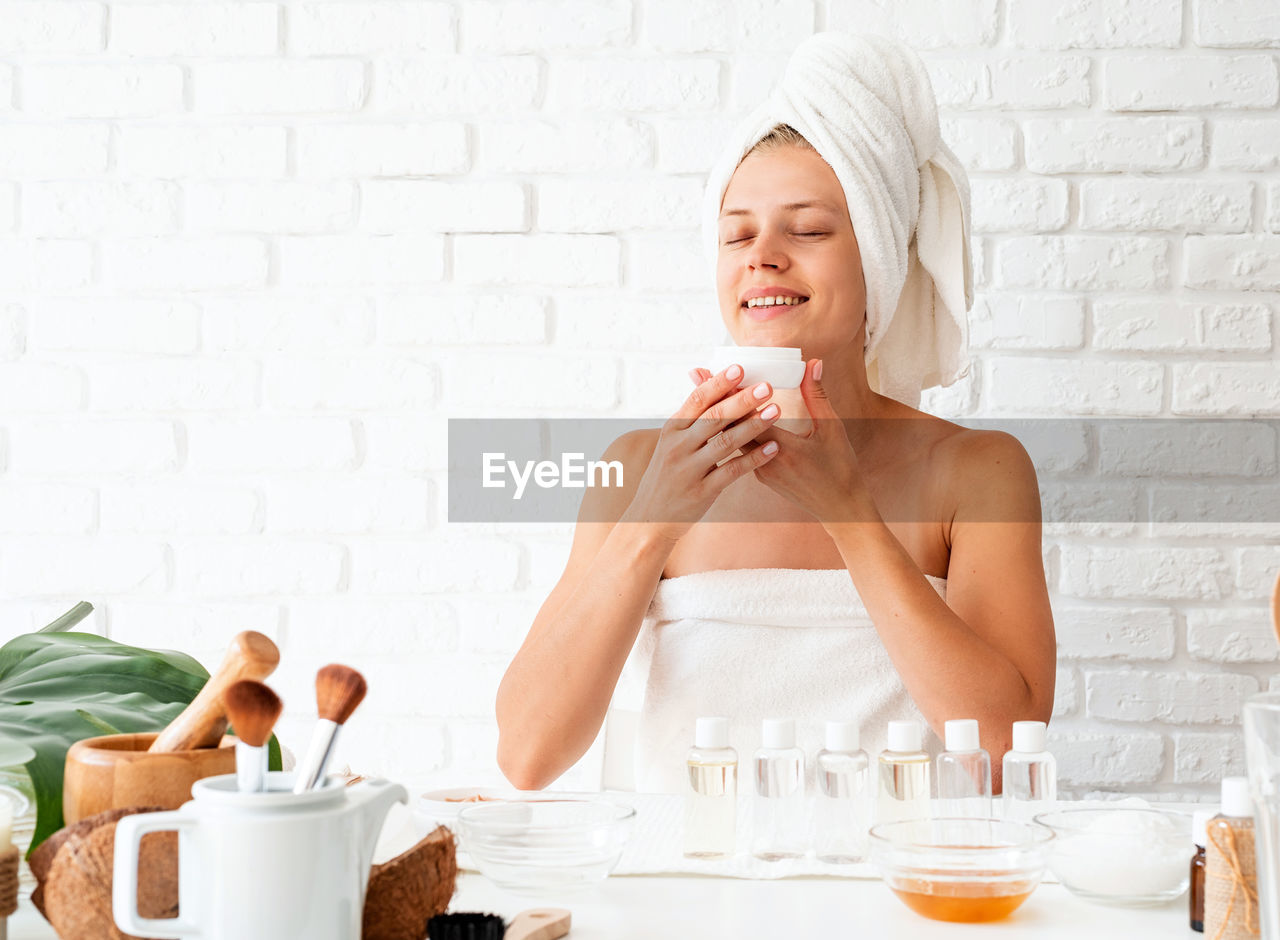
[29,805,161,886]
[32,806,177,939]
[362,825,458,940]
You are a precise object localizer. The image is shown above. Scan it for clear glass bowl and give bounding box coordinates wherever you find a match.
[1033,807,1192,906]
[457,798,635,896]
[869,817,1054,922]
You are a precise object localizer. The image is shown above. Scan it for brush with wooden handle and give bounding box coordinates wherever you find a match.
[293,664,367,793]
[426,908,571,940]
[224,680,283,792]
[149,631,280,753]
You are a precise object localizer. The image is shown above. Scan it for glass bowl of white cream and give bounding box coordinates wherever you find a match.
[1034,806,1193,906]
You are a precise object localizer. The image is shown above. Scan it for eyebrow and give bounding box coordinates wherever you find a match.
[719,200,839,219]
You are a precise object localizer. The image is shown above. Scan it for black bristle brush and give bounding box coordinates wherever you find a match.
[427,907,570,940]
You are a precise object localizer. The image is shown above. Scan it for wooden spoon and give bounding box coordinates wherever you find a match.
[149,631,280,752]
[1272,571,1280,647]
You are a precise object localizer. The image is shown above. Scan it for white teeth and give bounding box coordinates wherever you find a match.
[746,295,807,308]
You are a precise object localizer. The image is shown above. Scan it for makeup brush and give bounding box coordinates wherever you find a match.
[224,679,283,793]
[293,664,367,793]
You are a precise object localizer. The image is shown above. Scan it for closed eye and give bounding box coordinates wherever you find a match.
[724,232,827,244]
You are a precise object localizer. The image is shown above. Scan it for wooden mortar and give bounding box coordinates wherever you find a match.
[63,731,237,825]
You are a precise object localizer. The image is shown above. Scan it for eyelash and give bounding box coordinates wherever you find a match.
[725,232,826,244]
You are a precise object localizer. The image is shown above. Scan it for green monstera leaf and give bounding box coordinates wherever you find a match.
[0,602,280,854]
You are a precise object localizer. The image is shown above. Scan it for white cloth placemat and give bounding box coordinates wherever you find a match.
[448,790,1198,882]
[610,791,879,879]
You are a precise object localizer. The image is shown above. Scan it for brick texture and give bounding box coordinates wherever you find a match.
[2,1,1277,800]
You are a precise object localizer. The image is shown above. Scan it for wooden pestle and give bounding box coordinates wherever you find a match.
[149,631,280,752]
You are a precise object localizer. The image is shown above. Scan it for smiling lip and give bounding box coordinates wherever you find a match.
[743,299,806,321]
[740,286,808,304]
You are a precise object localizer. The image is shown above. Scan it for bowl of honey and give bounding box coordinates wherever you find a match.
[869,817,1054,923]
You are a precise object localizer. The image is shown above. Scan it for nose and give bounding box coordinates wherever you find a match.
[744,227,789,272]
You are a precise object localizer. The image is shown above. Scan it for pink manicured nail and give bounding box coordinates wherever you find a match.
[752,382,770,400]
[813,359,823,381]
[726,364,742,381]
[762,441,779,455]
[760,403,780,421]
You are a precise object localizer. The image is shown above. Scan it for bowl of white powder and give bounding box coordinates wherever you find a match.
[1033,806,1193,906]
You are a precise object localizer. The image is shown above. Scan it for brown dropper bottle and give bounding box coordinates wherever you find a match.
[1190,809,1210,932]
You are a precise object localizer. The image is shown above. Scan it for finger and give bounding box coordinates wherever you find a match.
[696,401,781,464]
[702,437,780,491]
[669,364,744,429]
[800,358,837,427]
[687,379,774,449]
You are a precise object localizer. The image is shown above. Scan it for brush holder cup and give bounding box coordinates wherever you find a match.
[113,772,407,940]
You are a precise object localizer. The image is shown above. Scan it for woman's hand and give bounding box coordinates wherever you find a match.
[692,359,876,527]
[621,363,782,544]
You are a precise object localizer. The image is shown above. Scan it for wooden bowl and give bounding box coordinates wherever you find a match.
[63,732,237,825]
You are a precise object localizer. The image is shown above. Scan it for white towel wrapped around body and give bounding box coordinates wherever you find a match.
[701,31,973,409]
[616,567,945,794]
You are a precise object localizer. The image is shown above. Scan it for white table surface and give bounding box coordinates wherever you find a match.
[5,800,1197,939]
[5,872,1192,939]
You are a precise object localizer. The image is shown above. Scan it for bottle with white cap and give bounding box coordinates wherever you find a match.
[1205,776,1256,940]
[877,720,931,823]
[937,718,992,818]
[1001,720,1057,822]
[684,717,737,858]
[752,718,805,861]
[813,721,871,863]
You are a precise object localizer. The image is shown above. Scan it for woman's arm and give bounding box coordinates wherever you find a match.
[825,430,1056,791]
[495,431,670,790]
[496,367,784,789]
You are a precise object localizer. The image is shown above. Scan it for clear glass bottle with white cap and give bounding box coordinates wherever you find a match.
[684,716,737,859]
[877,720,931,823]
[813,720,871,863]
[936,718,992,818]
[1001,720,1057,821]
[752,718,805,861]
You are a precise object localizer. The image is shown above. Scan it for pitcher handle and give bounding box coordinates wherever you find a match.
[113,811,201,938]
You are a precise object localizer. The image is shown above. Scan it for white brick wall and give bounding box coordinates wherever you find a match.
[1,0,1277,800]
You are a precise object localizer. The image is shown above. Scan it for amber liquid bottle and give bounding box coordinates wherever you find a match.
[1191,809,1209,932]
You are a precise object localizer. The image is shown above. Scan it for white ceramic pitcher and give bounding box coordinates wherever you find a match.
[113,771,407,940]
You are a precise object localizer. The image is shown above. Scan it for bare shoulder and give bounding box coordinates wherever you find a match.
[929,422,1040,525]
[572,427,661,524]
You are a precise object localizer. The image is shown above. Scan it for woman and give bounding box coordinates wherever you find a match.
[496,33,1056,793]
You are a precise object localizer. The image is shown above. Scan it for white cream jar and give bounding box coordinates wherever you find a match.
[707,346,805,389]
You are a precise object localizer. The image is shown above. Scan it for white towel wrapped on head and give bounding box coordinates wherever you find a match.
[701,31,973,409]
[615,567,945,794]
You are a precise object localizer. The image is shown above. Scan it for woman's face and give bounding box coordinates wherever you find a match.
[716,145,867,357]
